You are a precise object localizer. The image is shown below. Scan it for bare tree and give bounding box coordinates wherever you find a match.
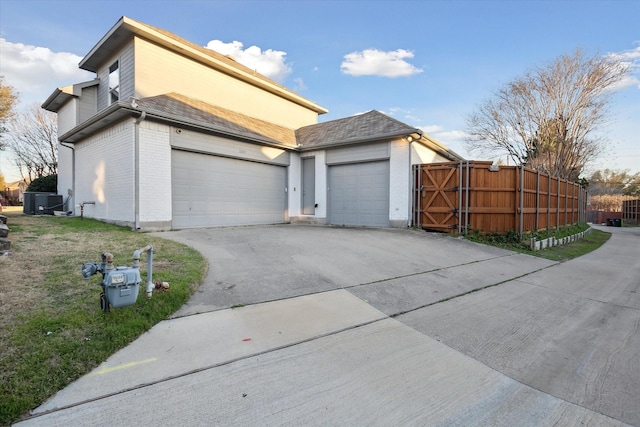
[465,49,628,180]
[0,77,19,150]
[6,105,58,180]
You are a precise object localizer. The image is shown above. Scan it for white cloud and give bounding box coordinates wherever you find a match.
[0,38,93,107]
[341,49,423,78]
[292,77,306,91]
[418,125,470,145]
[205,40,292,83]
[420,125,445,134]
[606,43,640,62]
[606,43,640,90]
[416,125,471,159]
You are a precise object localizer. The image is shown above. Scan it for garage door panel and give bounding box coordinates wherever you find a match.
[328,161,389,227]
[172,150,286,229]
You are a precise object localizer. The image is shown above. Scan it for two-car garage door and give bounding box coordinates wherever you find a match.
[172,150,286,229]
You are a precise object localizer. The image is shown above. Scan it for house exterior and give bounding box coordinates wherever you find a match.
[43,16,462,231]
[3,179,29,205]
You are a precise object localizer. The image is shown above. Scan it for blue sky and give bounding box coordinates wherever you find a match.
[1,0,638,182]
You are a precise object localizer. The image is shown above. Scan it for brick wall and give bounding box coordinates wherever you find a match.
[75,120,135,225]
[389,139,410,224]
[138,121,172,229]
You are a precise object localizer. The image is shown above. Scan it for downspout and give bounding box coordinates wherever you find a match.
[60,141,75,213]
[134,110,146,230]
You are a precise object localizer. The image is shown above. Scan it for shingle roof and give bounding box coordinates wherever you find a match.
[137,93,297,147]
[296,110,420,149]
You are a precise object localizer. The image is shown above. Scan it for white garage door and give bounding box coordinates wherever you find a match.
[172,150,286,228]
[328,161,390,227]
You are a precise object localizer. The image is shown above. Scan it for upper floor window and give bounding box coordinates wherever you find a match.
[108,61,120,104]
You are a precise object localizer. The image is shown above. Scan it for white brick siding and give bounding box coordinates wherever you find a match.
[288,152,301,217]
[311,151,327,219]
[389,138,411,224]
[74,120,135,225]
[138,121,172,228]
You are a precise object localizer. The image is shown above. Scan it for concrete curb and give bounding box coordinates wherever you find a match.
[528,226,593,251]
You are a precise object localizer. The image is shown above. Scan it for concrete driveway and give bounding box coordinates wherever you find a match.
[19,225,640,426]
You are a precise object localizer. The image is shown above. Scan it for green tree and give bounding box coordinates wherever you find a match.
[465,49,629,180]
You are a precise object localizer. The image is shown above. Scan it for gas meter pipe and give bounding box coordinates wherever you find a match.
[133,245,154,298]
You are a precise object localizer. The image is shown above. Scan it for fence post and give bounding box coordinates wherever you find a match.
[416,165,420,227]
[458,160,463,235]
[548,172,551,231]
[465,161,470,235]
[565,179,569,227]
[556,177,560,230]
[519,165,524,237]
[411,165,416,227]
[536,170,540,232]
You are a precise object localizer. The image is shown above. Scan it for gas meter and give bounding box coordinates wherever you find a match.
[82,245,154,313]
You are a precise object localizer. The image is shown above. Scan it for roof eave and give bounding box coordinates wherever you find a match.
[41,88,72,112]
[58,103,132,143]
[298,130,419,151]
[41,79,101,112]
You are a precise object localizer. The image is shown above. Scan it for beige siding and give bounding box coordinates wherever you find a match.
[78,86,98,123]
[57,100,77,135]
[411,142,450,165]
[133,38,317,129]
[57,141,73,208]
[97,40,135,111]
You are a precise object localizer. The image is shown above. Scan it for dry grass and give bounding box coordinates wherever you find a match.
[0,208,207,425]
[1,209,51,335]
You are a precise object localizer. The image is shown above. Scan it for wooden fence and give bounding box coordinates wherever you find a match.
[622,199,640,225]
[412,161,588,235]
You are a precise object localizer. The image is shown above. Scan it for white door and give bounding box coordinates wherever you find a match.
[328,161,390,227]
[172,150,286,228]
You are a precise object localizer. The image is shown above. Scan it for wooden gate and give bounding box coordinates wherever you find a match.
[413,161,587,235]
[412,162,461,231]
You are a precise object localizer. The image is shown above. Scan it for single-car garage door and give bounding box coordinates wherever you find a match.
[328,161,390,227]
[172,150,286,228]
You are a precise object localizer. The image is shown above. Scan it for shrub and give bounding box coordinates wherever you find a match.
[26,174,57,192]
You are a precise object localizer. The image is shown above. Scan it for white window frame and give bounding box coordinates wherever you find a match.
[108,61,120,105]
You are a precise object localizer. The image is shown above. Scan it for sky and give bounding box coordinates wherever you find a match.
[0,0,638,183]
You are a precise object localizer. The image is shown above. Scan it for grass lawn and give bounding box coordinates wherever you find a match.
[528,229,611,262]
[464,224,611,262]
[0,208,207,425]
